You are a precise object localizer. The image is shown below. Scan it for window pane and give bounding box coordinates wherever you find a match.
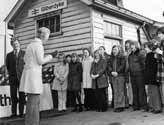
[104,21,121,37]
[56,15,60,24]
[104,22,107,33]
[108,23,112,36]
[56,24,60,32]
[37,14,61,34]
[50,17,55,33]
[38,20,44,28]
[115,25,119,37]
[104,38,120,54]
[56,15,60,32]
[44,18,50,29]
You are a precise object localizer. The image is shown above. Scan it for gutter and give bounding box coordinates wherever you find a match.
[92,0,155,24]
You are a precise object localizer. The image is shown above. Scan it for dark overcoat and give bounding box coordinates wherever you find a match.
[107,55,126,77]
[6,50,25,86]
[128,49,145,76]
[90,58,108,89]
[68,62,83,91]
[144,52,158,85]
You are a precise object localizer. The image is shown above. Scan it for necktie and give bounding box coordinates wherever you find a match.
[15,50,18,58]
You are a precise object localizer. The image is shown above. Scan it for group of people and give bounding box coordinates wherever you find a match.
[52,47,109,113]
[52,26,164,115]
[6,26,164,125]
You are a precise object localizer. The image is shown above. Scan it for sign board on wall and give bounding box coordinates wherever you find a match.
[0,84,53,118]
[0,86,12,118]
[28,0,67,17]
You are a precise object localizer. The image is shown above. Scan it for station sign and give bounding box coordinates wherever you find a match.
[28,0,67,17]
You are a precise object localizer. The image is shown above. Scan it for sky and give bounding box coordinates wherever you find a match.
[0,0,164,66]
[124,0,164,22]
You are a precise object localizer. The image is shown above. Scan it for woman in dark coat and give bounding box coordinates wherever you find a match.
[128,41,147,111]
[65,54,73,108]
[90,50,108,112]
[99,46,111,108]
[108,45,126,112]
[68,53,83,112]
[145,41,162,114]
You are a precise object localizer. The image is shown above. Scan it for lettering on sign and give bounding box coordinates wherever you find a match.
[0,94,11,106]
[28,0,67,17]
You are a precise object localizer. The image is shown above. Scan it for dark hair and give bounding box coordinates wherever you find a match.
[58,52,67,65]
[125,40,132,45]
[71,53,78,57]
[157,27,164,35]
[93,49,102,59]
[66,54,71,58]
[82,48,91,56]
[78,54,83,58]
[111,45,121,56]
[77,54,83,62]
[130,41,140,49]
[160,39,164,50]
[99,46,106,50]
[10,36,19,46]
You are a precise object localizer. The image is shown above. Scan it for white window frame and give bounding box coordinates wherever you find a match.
[103,20,123,42]
[34,10,62,37]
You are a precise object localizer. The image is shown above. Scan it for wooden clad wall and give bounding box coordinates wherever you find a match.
[14,0,92,54]
[91,10,104,50]
[92,9,148,51]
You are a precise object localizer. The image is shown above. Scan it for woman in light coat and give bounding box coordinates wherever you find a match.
[82,48,94,110]
[52,52,69,112]
[19,27,58,125]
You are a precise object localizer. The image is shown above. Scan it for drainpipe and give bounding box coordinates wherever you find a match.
[137,25,141,46]
[141,22,151,42]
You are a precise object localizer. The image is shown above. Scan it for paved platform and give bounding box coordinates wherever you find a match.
[1,108,164,125]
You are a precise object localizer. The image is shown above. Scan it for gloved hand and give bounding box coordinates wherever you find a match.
[50,50,58,58]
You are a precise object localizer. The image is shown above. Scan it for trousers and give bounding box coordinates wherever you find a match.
[58,90,67,111]
[25,94,40,125]
[131,75,147,109]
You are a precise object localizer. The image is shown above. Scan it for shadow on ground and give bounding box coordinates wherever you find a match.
[107,122,121,125]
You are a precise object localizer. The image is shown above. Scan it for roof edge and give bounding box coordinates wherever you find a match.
[80,0,93,5]
[4,0,164,26]
[93,0,164,25]
[4,0,25,23]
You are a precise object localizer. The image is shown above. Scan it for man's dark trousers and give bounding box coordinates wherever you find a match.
[9,76,26,115]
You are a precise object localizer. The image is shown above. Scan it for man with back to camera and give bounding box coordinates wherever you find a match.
[19,27,58,125]
[6,37,26,118]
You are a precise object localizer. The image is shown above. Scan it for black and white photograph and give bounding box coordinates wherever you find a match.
[0,0,164,124]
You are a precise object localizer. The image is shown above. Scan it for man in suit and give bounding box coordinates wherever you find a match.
[6,37,26,118]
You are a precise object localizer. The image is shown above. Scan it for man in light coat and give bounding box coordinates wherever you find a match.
[19,27,58,125]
